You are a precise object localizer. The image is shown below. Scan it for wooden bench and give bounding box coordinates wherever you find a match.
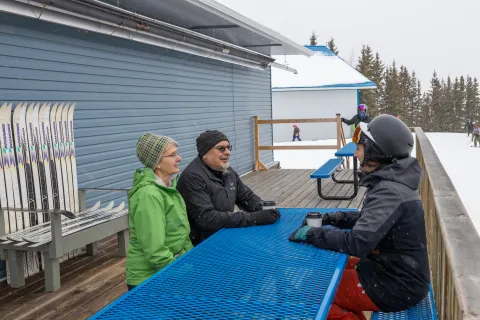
[372,286,437,320]
[0,193,128,292]
[0,102,129,292]
[310,158,358,200]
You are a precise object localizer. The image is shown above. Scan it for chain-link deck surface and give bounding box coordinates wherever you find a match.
[91,208,358,320]
[373,286,437,320]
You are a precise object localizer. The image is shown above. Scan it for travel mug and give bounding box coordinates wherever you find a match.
[262,200,276,210]
[306,212,323,227]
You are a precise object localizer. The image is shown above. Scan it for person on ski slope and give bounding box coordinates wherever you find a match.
[289,115,430,320]
[292,124,301,141]
[472,123,480,147]
[465,119,474,137]
[126,132,193,291]
[341,104,372,128]
[177,130,280,246]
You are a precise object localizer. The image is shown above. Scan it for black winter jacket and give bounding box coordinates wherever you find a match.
[306,157,430,312]
[177,157,263,245]
[342,113,371,127]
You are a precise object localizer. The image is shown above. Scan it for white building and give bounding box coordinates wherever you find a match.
[271,46,376,143]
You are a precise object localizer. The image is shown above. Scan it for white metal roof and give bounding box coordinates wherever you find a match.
[272,46,377,91]
[97,0,312,57]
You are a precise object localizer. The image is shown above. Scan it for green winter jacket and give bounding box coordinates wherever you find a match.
[126,167,193,286]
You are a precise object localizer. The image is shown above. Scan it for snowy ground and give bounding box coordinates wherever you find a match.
[426,133,480,235]
[273,137,416,169]
[274,133,480,235]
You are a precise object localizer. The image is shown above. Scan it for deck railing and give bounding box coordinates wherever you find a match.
[253,114,348,171]
[415,127,480,320]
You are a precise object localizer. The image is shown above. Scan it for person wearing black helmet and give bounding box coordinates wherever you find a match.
[289,115,430,319]
[341,104,371,128]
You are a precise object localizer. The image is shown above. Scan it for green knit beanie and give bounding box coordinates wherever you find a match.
[136,132,174,169]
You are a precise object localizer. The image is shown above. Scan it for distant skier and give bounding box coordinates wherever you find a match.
[341,104,371,135]
[472,123,480,147]
[292,124,301,141]
[465,119,474,136]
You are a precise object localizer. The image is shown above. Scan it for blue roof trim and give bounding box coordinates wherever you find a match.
[273,81,377,90]
[304,45,336,56]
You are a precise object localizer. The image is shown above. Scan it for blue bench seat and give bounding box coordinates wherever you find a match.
[372,286,437,320]
[310,157,358,200]
[310,158,344,179]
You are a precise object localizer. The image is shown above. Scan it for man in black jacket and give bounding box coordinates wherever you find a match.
[177,130,280,245]
[289,115,430,318]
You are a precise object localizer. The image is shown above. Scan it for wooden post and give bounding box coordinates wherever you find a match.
[254,116,260,171]
[336,113,342,151]
[338,120,350,169]
[253,116,267,171]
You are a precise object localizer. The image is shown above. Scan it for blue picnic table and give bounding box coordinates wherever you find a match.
[334,141,356,157]
[90,208,358,320]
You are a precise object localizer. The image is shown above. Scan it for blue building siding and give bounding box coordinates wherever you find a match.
[0,13,273,206]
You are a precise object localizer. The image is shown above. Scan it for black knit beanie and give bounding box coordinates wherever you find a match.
[196,130,229,157]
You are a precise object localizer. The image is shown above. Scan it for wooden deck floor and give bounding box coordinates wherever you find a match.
[242,168,366,210]
[0,168,366,320]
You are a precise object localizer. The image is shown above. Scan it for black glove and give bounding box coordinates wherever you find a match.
[288,226,313,243]
[341,117,346,123]
[247,209,280,226]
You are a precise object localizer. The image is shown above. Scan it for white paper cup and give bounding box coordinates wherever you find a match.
[262,200,276,210]
[306,212,323,227]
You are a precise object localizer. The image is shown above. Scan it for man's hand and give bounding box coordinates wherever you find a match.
[248,209,280,226]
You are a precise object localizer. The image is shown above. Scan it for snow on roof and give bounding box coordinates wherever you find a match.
[272,46,377,91]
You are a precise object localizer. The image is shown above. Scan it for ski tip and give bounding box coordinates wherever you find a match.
[61,210,76,219]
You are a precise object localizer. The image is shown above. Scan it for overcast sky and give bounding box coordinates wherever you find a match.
[217,0,478,90]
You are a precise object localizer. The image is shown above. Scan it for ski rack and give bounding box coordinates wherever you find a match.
[0,102,130,292]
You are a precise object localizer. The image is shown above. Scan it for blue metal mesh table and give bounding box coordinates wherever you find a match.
[91,208,358,320]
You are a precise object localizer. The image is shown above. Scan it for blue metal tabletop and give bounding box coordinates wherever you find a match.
[91,208,358,320]
[335,142,356,157]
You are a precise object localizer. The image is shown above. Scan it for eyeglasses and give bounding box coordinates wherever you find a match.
[215,145,233,153]
[352,125,363,144]
[163,152,181,159]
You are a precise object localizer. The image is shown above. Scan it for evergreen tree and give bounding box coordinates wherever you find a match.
[406,71,420,126]
[473,78,480,122]
[398,66,411,120]
[326,37,339,55]
[460,76,466,115]
[428,71,443,131]
[413,78,423,127]
[419,92,432,131]
[345,44,480,133]
[452,77,462,131]
[435,77,453,131]
[356,45,375,111]
[370,52,385,117]
[383,61,401,116]
[309,31,318,45]
[465,76,475,121]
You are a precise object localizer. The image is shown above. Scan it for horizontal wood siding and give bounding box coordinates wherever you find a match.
[0,13,273,206]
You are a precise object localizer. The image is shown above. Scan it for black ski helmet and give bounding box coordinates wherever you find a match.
[357,114,413,163]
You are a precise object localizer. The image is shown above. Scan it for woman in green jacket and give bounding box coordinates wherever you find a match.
[126,132,193,290]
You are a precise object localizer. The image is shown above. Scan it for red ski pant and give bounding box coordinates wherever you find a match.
[327,257,380,320]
